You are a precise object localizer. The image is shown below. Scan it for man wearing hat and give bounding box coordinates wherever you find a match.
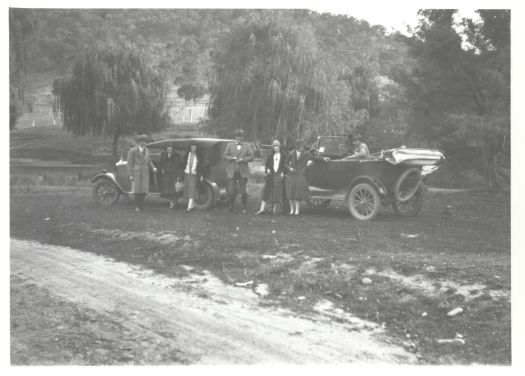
[223,129,254,213]
[127,135,157,211]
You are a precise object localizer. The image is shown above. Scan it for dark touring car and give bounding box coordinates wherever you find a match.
[306,136,445,220]
[91,138,234,210]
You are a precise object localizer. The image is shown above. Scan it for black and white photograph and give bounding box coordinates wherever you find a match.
[5,0,519,368]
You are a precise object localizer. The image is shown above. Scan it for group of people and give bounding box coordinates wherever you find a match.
[126,130,368,215]
[127,135,208,212]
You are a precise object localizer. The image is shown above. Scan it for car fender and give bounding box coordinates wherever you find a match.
[346,175,388,199]
[204,180,221,202]
[91,172,127,194]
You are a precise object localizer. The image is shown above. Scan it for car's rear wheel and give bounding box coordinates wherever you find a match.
[347,183,380,221]
[193,182,214,210]
[392,189,423,217]
[92,179,120,205]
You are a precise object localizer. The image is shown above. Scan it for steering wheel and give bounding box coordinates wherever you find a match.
[338,144,349,154]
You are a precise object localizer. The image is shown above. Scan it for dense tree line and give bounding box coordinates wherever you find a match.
[11,8,510,188]
[403,10,510,189]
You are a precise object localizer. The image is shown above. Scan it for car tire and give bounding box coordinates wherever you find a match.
[193,182,214,210]
[92,178,120,205]
[393,167,422,202]
[347,183,380,221]
[392,189,423,217]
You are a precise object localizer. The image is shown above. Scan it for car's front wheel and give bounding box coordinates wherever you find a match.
[347,183,380,221]
[92,178,120,205]
[193,182,214,210]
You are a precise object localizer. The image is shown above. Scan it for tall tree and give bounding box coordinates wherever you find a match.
[9,9,38,129]
[208,11,338,144]
[53,44,171,160]
[405,9,510,189]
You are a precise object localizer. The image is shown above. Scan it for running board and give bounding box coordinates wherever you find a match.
[309,187,346,201]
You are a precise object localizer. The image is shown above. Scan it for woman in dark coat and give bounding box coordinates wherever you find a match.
[285,139,326,215]
[160,146,183,209]
[255,139,286,215]
[182,142,207,212]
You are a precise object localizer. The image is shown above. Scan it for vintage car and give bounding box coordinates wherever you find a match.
[91,138,234,209]
[305,136,445,221]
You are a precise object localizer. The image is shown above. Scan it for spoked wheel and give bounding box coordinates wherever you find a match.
[348,183,380,221]
[193,182,214,210]
[306,197,331,209]
[392,189,423,217]
[92,179,120,205]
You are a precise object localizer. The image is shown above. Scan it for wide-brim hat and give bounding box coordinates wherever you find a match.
[234,129,245,137]
[135,134,150,142]
[295,138,306,147]
[272,139,281,147]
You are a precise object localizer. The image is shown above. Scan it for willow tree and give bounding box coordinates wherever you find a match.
[53,44,170,160]
[208,11,339,145]
[10,9,38,129]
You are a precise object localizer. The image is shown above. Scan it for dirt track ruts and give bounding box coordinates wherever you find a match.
[11,238,416,364]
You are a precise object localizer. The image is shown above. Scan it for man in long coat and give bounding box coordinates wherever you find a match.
[223,129,254,213]
[127,135,157,211]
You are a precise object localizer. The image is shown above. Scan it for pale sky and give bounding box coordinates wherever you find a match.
[309,4,482,35]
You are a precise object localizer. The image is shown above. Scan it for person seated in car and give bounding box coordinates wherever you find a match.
[344,135,370,160]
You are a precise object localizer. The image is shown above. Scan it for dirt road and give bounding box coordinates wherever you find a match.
[11,238,415,365]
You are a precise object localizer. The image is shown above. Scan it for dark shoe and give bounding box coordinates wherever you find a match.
[255,210,265,215]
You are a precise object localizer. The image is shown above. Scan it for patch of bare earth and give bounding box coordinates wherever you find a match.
[11,239,415,364]
[10,187,511,364]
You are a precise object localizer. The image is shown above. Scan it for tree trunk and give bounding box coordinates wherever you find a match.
[111,130,121,166]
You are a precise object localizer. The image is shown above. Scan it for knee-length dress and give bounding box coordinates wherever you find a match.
[182,150,206,199]
[261,149,286,205]
[285,149,324,200]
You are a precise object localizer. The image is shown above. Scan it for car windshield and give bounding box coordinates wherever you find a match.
[317,136,348,157]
